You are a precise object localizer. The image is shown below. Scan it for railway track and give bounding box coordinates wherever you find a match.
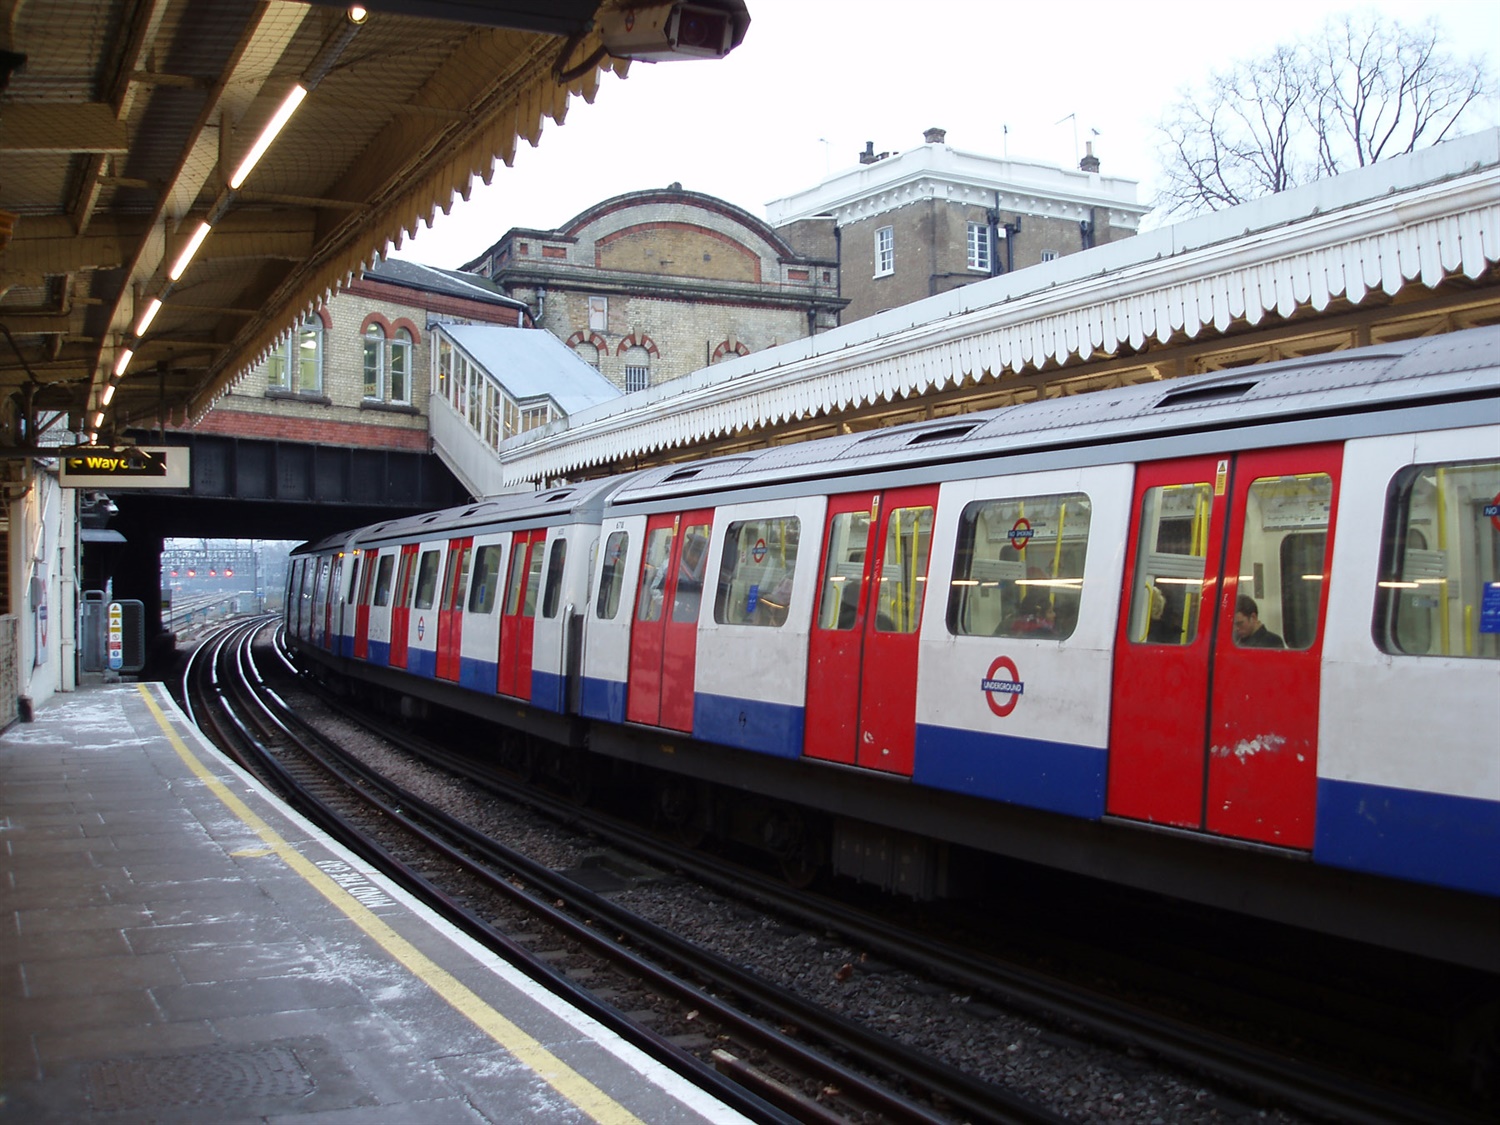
[185,619,1074,1124]
[183,619,1495,1124]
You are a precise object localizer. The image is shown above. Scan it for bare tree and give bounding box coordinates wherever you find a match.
[1155,13,1495,216]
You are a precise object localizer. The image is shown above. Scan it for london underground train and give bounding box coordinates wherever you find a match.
[287,325,1500,971]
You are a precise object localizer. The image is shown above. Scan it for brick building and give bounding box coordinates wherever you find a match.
[192,260,530,452]
[767,128,1149,324]
[462,186,845,392]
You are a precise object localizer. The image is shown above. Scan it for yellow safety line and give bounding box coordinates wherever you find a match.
[136,684,645,1125]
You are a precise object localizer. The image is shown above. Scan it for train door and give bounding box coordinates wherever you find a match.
[626,510,712,730]
[804,486,936,773]
[354,550,377,659]
[1107,446,1339,849]
[498,529,545,699]
[436,537,472,682]
[388,543,419,668]
[323,554,342,651]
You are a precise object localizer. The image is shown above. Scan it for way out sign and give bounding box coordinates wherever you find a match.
[60,446,190,489]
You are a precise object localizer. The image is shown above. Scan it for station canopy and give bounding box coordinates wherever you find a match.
[0,1,745,451]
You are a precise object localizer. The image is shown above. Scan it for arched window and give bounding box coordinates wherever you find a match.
[363,323,385,400]
[390,327,413,404]
[623,345,651,393]
[574,342,600,368]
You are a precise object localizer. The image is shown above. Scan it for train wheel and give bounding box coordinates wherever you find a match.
[655,780,705,849]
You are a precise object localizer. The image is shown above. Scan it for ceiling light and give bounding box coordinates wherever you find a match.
[347,5,368,23]
[92,411,105,429]
[229,83,307,190]
[168,220,212,281]
[134,297,163,336]
[101,382,116,407]
[113,348,134,377]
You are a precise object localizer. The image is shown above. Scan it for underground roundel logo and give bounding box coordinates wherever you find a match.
[982,656,1024,717]
[1486,492,1500,533]
[1008,518,1034,551]
[416,616,425,641]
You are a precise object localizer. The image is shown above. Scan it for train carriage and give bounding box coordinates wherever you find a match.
[287,325,1500,970]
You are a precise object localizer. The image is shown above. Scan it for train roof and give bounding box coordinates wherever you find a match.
[290,475,626,556]
[608,324,1500,506]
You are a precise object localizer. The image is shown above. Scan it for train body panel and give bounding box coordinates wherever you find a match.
[582,515,648,723]
[284,326,1500,968]
[692,495,826,757]
[452,532,508,693]
[911,465,1132,818]
[1316,424,1500,897]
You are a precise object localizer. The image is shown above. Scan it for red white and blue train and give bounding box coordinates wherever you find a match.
[287,325,1500,971]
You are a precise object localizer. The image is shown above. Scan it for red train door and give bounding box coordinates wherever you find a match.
[354,550,376,659]
[323,555,342,651]
[388,544,419,668]
[627,510,712,730]
[804,487,937,773]
[498,530,544,699]
[1108,447,1339,848]
[436,537,472,682]
[805,492,881,765]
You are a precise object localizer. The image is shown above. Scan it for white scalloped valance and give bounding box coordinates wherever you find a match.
[477,152,1499,486]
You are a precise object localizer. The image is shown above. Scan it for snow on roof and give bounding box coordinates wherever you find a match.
[439,324,621,416]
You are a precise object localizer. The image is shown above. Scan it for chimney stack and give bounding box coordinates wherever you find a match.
[923,127,946,145]
[1079,141,1100,173]
[859,141,876,165]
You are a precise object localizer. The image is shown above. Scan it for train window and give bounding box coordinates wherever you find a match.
[946,493,1091,640]
[443,545,472,613]
[504,543,530,616]
[876,507,934,634]
[672,524,712,623]
[636,527,675,622]
[358,551,379,606]
[413,550,441,611]
[394,551,417,608]
[596,532,628,619]
[521,541,545,617]
[816,511,871,631]
[1127,483,1213,645]
[372,555,395,607]
[1232,474,1332,651]
[542,538,568,618]
[1375,458,1500,660]
[469,545,502,614]
[714,517,801,627]
[345,554,359,604]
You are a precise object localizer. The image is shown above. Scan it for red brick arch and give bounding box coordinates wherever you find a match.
[359,312,393,336]
[711,339,749,362]
[389,317,421,344]
[615,333,659,358]
[309,306,333,330]
[565,330,609,356]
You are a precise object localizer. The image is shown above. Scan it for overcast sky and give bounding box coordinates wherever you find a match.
[391,0,1500,270]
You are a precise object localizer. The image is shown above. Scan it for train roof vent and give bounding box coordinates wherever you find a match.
[541,489,574,502]
[663,466,704,483]
[905,422,979,446]
[1155,380,1257,409]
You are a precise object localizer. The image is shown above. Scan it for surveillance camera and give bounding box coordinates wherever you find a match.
[596,3,747,62]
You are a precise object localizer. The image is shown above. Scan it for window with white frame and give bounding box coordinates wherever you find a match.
[267,317,323,394]
[520,403,550,432]
[362,324,385,399]
[389,327,412,404]
[588,296,607,332]
[874,226,894,277]
[966,221,991,272]
[1040,249,1058,262]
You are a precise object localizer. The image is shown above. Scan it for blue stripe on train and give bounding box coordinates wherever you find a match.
[531,670,566,713]
[458,657,497,694]
[693,693,804,759]
[913,724,1107,819]
[406,647,436,678]
[1315,778,1500,897]
[580,676,626,723]
[366,639,390,666]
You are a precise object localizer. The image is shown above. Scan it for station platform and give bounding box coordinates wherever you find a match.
[1,683,748,1124]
